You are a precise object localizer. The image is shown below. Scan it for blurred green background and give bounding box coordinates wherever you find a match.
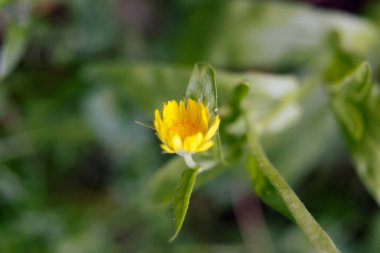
[1,0,380,252]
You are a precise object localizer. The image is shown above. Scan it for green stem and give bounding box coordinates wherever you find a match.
[247,128,341,253]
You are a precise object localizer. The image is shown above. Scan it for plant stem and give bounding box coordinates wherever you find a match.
[247,127,341,253]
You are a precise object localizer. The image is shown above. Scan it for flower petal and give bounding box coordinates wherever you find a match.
[171,134,183,151]
[163,100,179,124]
[183,132,203,152]
[160,144,175,153]
[153,98,220,155]
[154,110,162,131]
[200,106,209,132]
[186,98,196,121]
[205,115,220,140]
[179,100,185,121]
[197,140,214,152]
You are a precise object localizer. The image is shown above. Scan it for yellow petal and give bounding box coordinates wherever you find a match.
[163,100,178,124]
[154,109,162,129]
[197,140,214,152]
[179,100,185,121]
[153,98,220,155]
[154,111,166,142]
[160,144,175,153]
[186,98,195,121]
[205,115,220,140]
[171,134,182,151]
[156,127,167,143]
[183,132,203,152]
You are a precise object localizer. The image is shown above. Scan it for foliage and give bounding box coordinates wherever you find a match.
[1,0,380,252]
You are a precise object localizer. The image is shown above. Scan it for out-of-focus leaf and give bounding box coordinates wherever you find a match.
[82,85,161,177]
[47,0,120,64]
[81,63,190,111]
[247,128,341,253]
[326,62,380,204]
[231,82,250,110]
[169,167,200,242]
[229,74,341,185]
[81,63,300,114]
[260,84,342,185]
[322,31,360,84]
[0,5,30,81]
[83,63,341,185]
[365,1,380,28]
[0,0,13,8]
[224,72,302,137]
[56,224,116,253]
[185,62,218,115]
[367,213,380,253]
[176,1,379,69]
[0,133,34,161]
[0,165,27,204]
[83,87,133,162]
[148,157,185,207]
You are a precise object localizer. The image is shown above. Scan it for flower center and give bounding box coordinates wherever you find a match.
[169,121,199,140]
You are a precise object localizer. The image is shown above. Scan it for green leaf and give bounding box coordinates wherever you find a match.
[146,157,230,210]
[226,81,250,123]
[233,81,250,104]
[247,128,341,253]
[81,63,190,111]
[169,167,200,242]
[231,75,340,186]
[185,62,218,116]
[326,62,380,204]
[259,81,341,186]
[0,9,30,81]
[83,63,342,186]
[148,157,185,207]
[185,62,224,162]
[175,1,378,69]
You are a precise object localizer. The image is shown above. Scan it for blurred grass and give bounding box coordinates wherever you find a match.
[0,0,379,252]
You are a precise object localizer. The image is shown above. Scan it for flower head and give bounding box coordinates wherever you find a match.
[154,98,220,156]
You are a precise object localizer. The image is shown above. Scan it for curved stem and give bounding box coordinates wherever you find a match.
[246,123,341,253]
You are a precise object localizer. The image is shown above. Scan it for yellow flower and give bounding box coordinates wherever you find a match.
[154,98,220,156]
